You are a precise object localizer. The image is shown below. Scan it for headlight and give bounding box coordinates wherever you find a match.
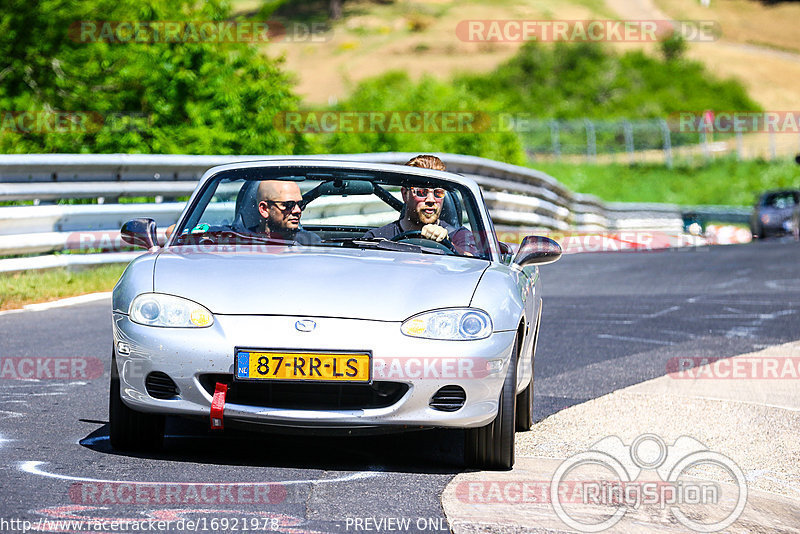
[129,293,214,328]
[401,309,492,340]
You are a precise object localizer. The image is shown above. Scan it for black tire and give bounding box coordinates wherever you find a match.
[465,339,518,470]
[109,351,164,452]
[515,379,533,432]
[516,310,541,431]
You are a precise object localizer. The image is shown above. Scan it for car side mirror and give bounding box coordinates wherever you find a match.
[513,235,562,267]
[499,241,514,264]
[121,218,159,250]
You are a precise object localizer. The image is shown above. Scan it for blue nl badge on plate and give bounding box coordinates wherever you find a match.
[236,351,250,378]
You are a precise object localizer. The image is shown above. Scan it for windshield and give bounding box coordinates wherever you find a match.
[762,191,799,209]
[170,167,492,260]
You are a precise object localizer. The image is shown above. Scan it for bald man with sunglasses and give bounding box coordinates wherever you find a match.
[257,180,321,245]
[363,156,478,256]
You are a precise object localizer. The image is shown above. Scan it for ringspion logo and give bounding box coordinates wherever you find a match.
[551,434,747,532]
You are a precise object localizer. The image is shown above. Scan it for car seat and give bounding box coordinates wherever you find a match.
[440,191,463,228]
[233,180,261,232]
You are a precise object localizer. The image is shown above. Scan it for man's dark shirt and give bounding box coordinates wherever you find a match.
[363,220,479,256]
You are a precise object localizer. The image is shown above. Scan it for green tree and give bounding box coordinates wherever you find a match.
[456,41,759,119]
[0,0,305,154]
[313,72,526,165]
[660,31,687,62]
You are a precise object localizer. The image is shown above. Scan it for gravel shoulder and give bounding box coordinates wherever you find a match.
[443,340,800,533]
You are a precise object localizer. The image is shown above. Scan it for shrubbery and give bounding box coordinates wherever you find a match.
[457,41,758,118]
[1,4,762,164]
[534,158,798,206]
[0,0,305,154]
[308,73,527,164]
[312,40,761,160]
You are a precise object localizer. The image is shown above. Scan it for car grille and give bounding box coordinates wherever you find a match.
[145,372,179,399]
[429,385,466,412]
[199,374,408,410]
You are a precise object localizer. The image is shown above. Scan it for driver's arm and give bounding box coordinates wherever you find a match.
[421,223,448,242]
[421,223,477,256]
[450,228,478,256]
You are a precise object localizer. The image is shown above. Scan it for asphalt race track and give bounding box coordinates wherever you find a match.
[0,240,798,533]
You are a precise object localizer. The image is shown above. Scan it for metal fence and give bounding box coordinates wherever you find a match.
[0,152,748,274]
[519,118,800,166]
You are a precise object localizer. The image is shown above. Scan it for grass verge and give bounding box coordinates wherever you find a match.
[0,264,126,311]
[532,158,800,205]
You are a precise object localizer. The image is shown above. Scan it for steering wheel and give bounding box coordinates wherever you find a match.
[389,230,457,255]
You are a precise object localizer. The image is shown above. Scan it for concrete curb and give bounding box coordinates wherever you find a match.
[443,341,800,533]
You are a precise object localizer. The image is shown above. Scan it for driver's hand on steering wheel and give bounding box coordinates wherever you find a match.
[421,223,448,242]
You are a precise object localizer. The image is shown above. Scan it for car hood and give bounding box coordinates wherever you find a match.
[153,246,488,321]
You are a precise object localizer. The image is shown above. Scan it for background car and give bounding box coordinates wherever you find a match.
[111,160,561,470]
[749,189,800,239]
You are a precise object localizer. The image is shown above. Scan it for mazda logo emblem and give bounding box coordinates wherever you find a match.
[295,319,316,332]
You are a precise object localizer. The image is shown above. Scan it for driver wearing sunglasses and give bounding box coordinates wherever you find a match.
[256,180,320,244]
[362,155,478,256]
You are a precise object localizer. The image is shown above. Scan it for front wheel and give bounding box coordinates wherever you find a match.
[464,340,517,470]
[516,310,541,431]
[515,380,533,432]
[109,351,164,452]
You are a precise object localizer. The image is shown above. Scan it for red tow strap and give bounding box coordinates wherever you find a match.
[210,382,228,430]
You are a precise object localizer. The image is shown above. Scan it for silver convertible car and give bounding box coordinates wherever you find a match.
[111,160,561,470]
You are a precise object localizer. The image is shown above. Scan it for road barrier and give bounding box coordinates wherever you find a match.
[0,152,745,273]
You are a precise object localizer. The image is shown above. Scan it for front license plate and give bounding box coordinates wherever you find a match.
[235,350,371,383]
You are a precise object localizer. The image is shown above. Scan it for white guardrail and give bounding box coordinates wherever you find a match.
[0,152,743,273]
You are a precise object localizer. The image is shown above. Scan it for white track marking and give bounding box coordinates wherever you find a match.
[20,461,382,485]
[597,334,674,345]
[0,391,67,397]
[659,329,697,339]
[746,469,800,496]
[766,279,800,291]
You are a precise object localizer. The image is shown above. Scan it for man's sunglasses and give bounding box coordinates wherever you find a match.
[409,187,446,200]
[266,200,303,212]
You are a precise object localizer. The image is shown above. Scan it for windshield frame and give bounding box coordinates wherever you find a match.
[167,161,499,261]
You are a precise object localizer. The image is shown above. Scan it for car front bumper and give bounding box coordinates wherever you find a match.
[112,313,516,431]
